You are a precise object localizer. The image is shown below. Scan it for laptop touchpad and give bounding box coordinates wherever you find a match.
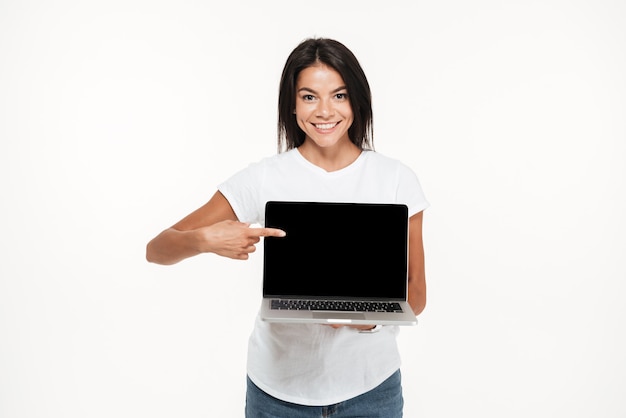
[312,312,366,320]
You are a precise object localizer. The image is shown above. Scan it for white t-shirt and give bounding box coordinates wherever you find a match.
[218,148,429,406]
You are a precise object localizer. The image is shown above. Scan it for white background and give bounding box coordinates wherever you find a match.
[1,1,625,417]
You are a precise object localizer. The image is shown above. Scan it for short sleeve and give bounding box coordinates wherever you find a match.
[218,161,265,224]
[395,162,430,217]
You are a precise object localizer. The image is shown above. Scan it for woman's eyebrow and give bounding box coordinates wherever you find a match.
[297,86,348,94]
[331,86,348,93]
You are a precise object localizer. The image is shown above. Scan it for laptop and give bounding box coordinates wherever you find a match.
[260,201,417,326]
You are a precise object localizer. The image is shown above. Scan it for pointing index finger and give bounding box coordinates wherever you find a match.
[250,227,286,238]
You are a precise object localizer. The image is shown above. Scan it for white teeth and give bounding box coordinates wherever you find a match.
[315,123,337,130]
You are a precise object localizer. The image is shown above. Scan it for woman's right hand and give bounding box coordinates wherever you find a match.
[147,191,285,265]
[195,220,285,260]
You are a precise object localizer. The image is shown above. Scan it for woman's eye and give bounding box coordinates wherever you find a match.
[302,94,315,101]
[335,93,348,100]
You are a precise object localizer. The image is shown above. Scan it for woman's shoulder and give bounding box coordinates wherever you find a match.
[362,149,414,171]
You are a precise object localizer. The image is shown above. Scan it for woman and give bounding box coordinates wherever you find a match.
[146,37,428,417]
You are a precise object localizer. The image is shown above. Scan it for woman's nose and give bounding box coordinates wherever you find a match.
[317,100,334,118]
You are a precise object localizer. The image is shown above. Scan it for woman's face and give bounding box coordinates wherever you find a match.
[294,64,354,150]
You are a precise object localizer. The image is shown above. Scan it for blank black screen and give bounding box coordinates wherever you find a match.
[263,201,408,300]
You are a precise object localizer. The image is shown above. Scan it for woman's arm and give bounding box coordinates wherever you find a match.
[407,211,427,315]
[146,191,285,265]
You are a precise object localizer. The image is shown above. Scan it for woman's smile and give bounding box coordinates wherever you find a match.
[313,121,340,132]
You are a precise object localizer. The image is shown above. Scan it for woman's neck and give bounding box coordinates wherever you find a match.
[297,140,362,172]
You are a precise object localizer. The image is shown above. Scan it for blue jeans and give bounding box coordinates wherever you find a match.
[245,370,403,418]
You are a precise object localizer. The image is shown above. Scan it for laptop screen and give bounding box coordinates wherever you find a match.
[263,201,409,300]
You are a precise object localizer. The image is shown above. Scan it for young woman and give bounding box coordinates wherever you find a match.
[146,37,429,417]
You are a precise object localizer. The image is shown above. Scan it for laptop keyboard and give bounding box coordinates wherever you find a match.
[270,299,404,313]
